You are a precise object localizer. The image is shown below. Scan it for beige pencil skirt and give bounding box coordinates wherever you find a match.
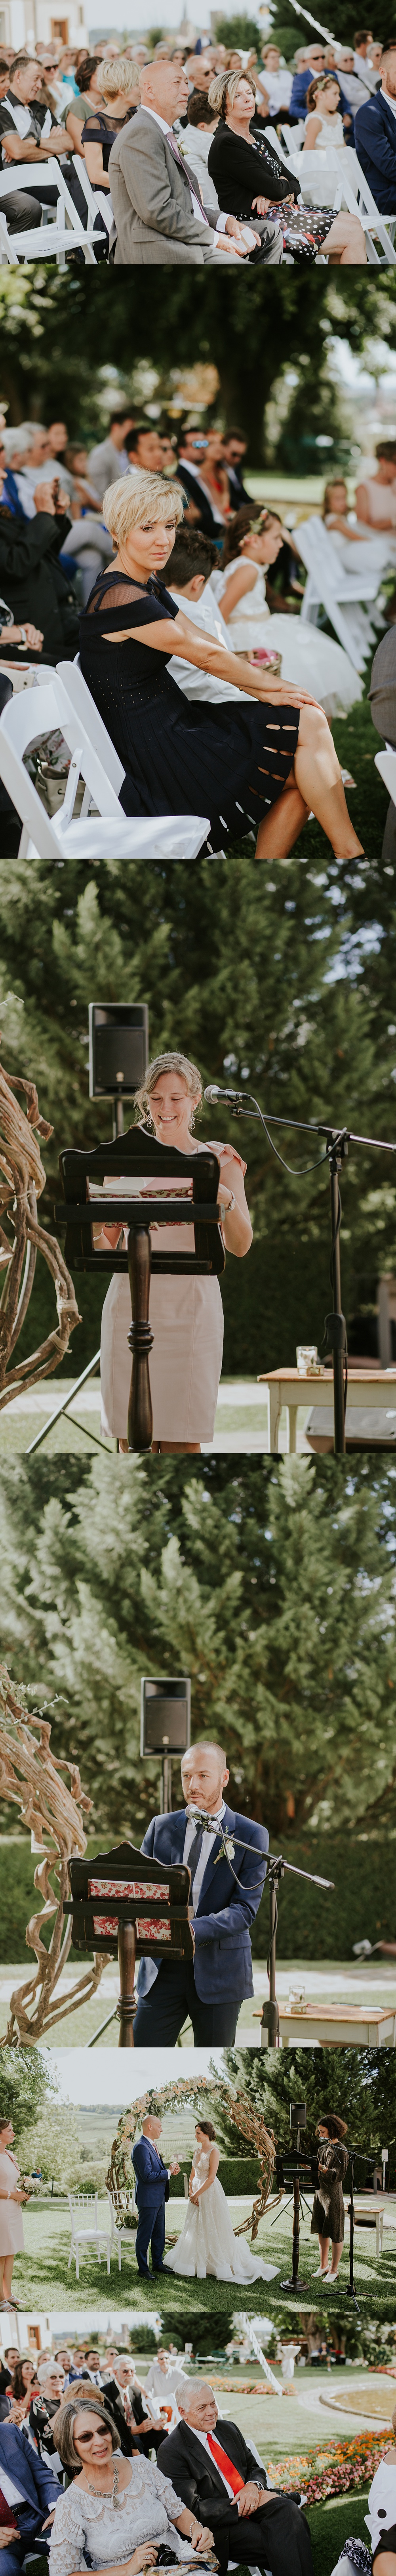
[100,1268,225,1444]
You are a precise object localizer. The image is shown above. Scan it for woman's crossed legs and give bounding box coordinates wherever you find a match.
[255,700,364,858]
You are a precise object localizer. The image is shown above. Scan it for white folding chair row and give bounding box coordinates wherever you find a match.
[105,2186,137,2269]
[0,157,103,264]
[0,665,211,857]
[295,515,384,669]
[283,140,396,263]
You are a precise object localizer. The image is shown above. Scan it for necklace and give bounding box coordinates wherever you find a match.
[85,2459,125,2508]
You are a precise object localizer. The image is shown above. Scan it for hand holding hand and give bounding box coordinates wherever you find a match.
[251,193,271,214]
[169,2160,180,2175]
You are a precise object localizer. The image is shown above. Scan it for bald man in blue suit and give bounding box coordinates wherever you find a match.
[133,1739,268,2048]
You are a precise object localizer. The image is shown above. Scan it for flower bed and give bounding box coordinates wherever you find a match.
[265,2431,392,2506]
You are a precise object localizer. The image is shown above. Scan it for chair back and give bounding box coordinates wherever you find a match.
[0,673,123,834]
[57,658,124,796]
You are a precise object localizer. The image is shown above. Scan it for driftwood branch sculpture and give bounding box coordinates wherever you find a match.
[0,1661,105,2045]
[106,2079,277,2247]
[0,1041,80,1409]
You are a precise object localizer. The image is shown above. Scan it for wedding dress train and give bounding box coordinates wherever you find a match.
[163,2146,270,2283]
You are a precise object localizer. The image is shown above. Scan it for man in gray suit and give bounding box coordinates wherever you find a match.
[109,56,283,265]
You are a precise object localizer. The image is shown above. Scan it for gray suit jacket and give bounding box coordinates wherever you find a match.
[109,108,219,264]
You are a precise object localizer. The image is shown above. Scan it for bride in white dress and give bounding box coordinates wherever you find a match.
[163,2120,269,2284]
[211,508,362,719]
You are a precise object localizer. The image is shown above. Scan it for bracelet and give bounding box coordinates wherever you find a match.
[219,1193,236,1221]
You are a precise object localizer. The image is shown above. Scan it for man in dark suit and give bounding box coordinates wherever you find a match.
[132,2114,180,2275]
[157,2380,314,2576]
[355,36,396,204]
[101,2357,166,2458]
[132,1738,268,2047]
[0,2417,61,2576]
[177,432,226,538]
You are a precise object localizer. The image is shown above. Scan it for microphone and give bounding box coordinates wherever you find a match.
[204,1084,246,1106]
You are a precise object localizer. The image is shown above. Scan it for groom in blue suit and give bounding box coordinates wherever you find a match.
[133,1739,268,2047]
[132,2114,180,2275]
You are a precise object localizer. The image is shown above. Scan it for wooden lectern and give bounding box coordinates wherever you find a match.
[63,1837,194,2047]
[56,1126,225,1451]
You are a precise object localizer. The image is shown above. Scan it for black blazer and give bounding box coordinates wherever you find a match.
[208,120,298,217]
[176,464,223,540]
[156,2417,268,2519]
[99,2379,141,2456]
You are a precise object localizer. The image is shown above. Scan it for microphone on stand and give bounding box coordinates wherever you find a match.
[204,1083,247,1109]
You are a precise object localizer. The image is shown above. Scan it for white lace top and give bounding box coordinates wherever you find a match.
[49,2457,187,2576]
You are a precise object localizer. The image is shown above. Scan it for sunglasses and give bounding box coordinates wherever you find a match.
[76,2430,111,2445]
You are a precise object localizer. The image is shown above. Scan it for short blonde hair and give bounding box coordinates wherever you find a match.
[135,1050,202,1123]
[208,66,256,115]
[101,471,185,548]
[96,55,140,95]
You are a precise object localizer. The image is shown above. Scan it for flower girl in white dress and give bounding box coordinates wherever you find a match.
[163,2121,269,2284]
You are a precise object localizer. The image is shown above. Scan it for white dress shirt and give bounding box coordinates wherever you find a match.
[168,586,243,705]
[0,2466,26,2508]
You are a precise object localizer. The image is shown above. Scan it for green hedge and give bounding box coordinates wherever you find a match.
[251,1825,396,1960]
[2,1828,395,1966]
[168,2158,260,2197]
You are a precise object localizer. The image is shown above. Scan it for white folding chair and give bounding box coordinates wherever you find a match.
[286,140,396,262]
[67,2190,110,2281]
[0,157,101,264]
[0,672,211,858]
[295,514,384,668]
[375,745,396,806]
[56,657,211,854]
[72,151,116,254]
[105,2186,137,2271]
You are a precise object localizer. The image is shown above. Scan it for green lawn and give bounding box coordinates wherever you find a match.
[12,2197,396,2316]
[227,689,388,863]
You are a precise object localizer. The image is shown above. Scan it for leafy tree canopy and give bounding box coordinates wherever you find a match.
[0,2044,57,2126]
[225,2043,396,2156]
[0,1456,395,1852]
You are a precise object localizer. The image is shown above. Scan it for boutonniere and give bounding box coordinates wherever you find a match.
[224,1836,235,1862]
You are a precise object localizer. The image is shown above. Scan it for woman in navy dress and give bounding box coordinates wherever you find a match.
[79,470,364,859]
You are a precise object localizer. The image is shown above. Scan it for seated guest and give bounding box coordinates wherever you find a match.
[255,42,293,120]
[80,467,364,858]
[29,2366,65,2471]
[323,470,396,575]
[221,428,250,508]
[87,406,135,502]
[208,69,366,260]
[176,428,230,535]
[356,437,396,526]
[0,445,78,662]
[102,2356,166,2459]
[0,50,88,222]
[63,443,103,514]
[126,424,168,476]
[0,2410,61,2576]
[203,505,362,714]
[355,37,396,208]
[60,53,104,155]
[157,2377,314,2576]
[181,89,223,215]
[337,45,373,109]
[62,2374,139,2459]
[354,25,379,88]
[303,72,352,151]
[289,40,352,125]
[0,51,42,234]
[82,53,141,213]
[108,53,273,262]
[165,524,247,702]
[48,2397,213,2576]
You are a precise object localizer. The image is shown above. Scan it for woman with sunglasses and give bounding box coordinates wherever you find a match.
[49,2399,214,2576]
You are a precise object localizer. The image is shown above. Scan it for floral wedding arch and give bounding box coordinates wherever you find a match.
[106,2077,277,2243]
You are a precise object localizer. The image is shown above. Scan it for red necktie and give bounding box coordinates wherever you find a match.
[206,2433,245,2494]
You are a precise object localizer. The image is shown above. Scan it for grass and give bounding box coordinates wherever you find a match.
[11,2198,396,2316]
[307,2494,370,2576]
[226,688,388,863]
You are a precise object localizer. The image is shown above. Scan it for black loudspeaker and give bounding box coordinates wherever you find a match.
[141,1677,191,1757]
[89,1005,149,1099]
